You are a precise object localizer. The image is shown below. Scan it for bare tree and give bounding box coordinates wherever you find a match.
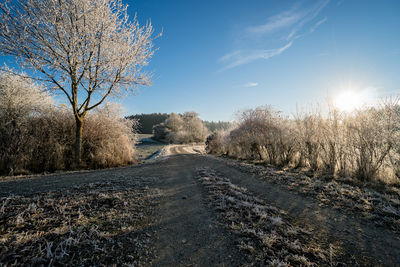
[0,0,157,164]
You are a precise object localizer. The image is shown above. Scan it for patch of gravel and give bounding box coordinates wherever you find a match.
[196,167,347,266]
[0,179,161,266]
[214,157,400,235]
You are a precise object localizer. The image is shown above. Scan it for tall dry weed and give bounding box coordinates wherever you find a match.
[206,102,400,183]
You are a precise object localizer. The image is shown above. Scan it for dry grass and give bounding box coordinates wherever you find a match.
[135,136,166,160]
[0,179,160,265]
[135,144,166,160]
[196,167,339,266]
[217,157,400,235]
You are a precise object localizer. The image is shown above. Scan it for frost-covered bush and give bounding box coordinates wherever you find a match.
[82,104,138,168]
[293,112,324,170]
[209,106,296,165]
[207,103,400,183]
[206,131,229,155]
[344,104,400,181]
[152,123,168,141]
[26,108,74,172]
[0,71,137,174]
[0,70,53,174]
[152,112,209,144]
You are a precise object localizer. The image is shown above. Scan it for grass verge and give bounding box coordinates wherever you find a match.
[215,157,400,235]
[0,180,160,265]
[196,167,344,266]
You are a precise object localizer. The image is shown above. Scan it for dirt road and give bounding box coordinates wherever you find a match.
[1,146,399,266]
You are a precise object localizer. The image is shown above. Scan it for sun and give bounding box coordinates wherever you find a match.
[334,90,364,112]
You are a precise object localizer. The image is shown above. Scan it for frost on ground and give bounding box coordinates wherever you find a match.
[216,157,400,235]
[0,179,160,266]
[152,144,206,159]
[197,167,340,266]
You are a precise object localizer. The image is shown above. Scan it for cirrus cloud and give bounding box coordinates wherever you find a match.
[218,0,330,71]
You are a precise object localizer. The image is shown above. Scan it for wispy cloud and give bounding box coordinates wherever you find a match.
[218,51,240,62]
[287,0,330,40]
[219,0,330,71]
[219,42,293,70]
[244,82,259,88]
[290,16,328,41]
[310,17,328,33]
[246,11,303,35]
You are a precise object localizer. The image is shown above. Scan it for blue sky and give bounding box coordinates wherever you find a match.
[119,0,399,121]
[2,0,400,121]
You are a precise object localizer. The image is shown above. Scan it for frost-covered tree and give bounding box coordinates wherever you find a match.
[152,112,209,144]
[0,0,157,164]
[164,113,184,132]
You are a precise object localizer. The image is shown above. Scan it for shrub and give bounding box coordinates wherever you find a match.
[206,103,400,184]
[0,71,137,175]
[210,106,295,165]
[345,104,399,181]
[26,108,74,172]
[82,104,138,168]
[206,130,231,155]
[152,111,209,144]
[293,111,324,170]
[152,123,168,141]
[0,70,53,174]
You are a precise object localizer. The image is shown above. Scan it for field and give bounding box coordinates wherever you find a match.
[1,145,399,266]
[135,134,167,161]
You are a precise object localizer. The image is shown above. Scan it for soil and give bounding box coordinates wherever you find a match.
[1,145,399,266]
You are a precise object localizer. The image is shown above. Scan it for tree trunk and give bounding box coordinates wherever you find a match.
[74,118,84,166]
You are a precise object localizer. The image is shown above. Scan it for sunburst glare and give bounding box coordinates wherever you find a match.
[334,90,363,112]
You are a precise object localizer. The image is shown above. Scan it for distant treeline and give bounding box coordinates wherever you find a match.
[126,113,169,134]
[203,121,232,132]
[126,113,231,134]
